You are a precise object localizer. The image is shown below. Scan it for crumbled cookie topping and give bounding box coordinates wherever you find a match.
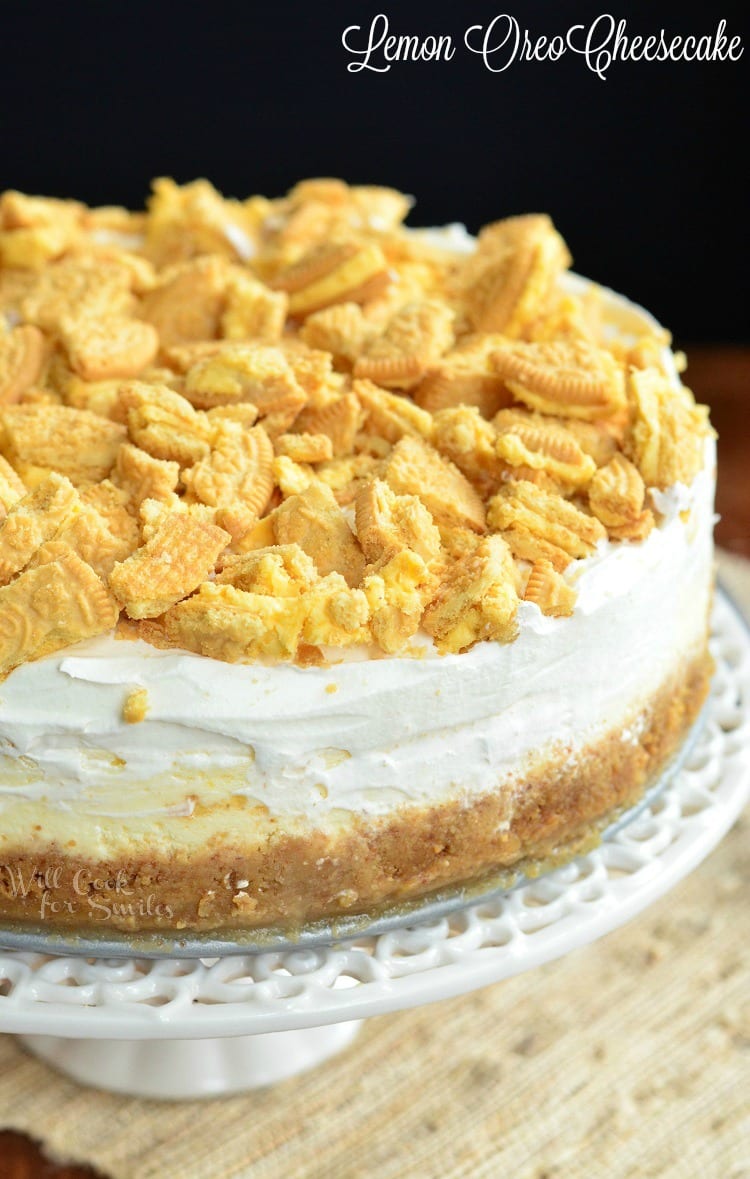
[0,178,712,674]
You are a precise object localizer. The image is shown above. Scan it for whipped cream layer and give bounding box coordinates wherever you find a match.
[0,275,715,855]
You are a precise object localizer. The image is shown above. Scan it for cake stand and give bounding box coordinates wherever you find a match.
[0,589,748,1099]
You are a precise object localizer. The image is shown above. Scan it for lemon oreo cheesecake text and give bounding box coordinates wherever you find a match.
[342,14,743,79]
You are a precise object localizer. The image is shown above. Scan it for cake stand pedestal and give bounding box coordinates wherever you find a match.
[18,1022,364,1098]
[1,591,748,1099]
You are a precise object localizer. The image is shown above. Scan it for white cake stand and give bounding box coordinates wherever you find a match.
[0,591,748,1099]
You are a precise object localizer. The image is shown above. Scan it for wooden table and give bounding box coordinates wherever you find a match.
[1,346,748,1179]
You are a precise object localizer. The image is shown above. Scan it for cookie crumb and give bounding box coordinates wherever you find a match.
[123,686,149,723]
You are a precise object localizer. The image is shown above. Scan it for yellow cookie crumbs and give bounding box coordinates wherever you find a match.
[122,687,149,724]
[0,176,712,671]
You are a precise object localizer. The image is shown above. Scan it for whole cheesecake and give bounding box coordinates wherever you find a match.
[0,179,714,934]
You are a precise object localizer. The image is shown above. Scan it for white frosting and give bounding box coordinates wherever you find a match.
[0,257,715,850]
[409,223,476,254]
[222,223,255,261]
[89,228,146,251]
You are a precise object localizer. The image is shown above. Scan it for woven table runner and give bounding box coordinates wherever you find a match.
[1,551,748,1179]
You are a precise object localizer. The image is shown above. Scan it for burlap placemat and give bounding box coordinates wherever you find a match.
[1,552,748,1179]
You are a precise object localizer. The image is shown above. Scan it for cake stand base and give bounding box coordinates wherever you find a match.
[19,1021,363,1098]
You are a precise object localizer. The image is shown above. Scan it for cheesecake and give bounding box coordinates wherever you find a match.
[0,179,714,933]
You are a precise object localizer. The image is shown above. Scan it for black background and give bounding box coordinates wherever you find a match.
[0,0,746,343]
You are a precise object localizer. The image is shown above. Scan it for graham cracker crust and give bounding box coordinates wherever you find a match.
[0,648,712,935]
